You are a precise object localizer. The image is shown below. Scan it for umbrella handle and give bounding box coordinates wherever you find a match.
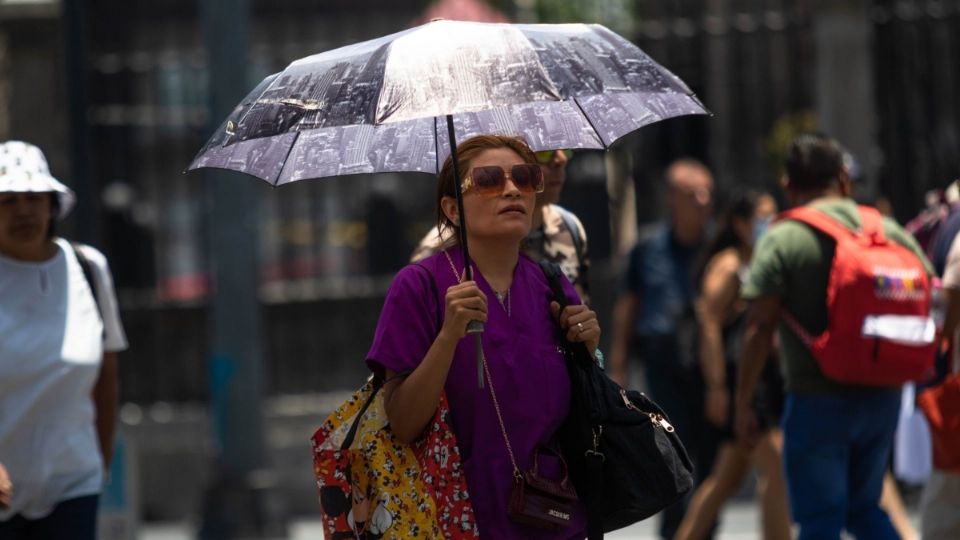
[446,114,486,388]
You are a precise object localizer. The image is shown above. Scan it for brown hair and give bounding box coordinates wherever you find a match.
[435,134,538,237]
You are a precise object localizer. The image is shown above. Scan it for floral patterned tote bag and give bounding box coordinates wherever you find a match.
[311,375,479,539]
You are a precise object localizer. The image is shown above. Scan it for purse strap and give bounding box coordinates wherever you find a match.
[481,348,523,482]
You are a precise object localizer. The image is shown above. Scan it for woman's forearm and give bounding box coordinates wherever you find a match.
[699,322,726,389]
[384,331,460,444]
[92,352,119,470]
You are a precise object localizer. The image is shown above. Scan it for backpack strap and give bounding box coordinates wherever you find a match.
[776,204,886,245]
[857,205,887,243]
[70,242,104,326]
[776,204,893,352]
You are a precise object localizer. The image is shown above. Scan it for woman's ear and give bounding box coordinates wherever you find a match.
[440,196,459,226]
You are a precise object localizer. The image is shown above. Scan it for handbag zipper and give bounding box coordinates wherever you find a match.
[620,389,675,432]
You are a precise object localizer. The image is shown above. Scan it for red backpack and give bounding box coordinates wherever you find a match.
[779,205,937,386]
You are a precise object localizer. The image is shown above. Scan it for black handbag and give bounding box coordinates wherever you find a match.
[539,261,695,539]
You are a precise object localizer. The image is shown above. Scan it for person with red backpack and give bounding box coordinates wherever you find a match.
[734,134,936,540]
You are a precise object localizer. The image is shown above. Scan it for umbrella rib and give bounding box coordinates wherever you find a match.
[572,97,610,150]
[433,116,441,174]
[231,74,280,143]
[271,130,302,186]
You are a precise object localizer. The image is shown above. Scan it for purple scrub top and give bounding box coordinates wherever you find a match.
[367,246,587,539]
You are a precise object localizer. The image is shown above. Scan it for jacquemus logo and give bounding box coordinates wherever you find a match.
[548,509,570,521]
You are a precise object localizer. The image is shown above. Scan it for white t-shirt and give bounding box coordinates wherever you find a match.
[0,238,127,519]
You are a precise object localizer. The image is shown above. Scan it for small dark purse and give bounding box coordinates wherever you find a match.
[507,447,579,530]
[479,346,579,531]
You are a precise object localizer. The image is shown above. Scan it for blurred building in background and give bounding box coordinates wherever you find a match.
[0,0,957,525]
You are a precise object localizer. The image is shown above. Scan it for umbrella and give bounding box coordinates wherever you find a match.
[188,19,708,384]
[189,20,707,185]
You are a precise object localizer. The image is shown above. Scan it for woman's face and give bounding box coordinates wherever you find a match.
[0,192,53,257]
[442,147,536,244]
[749,194,778,245]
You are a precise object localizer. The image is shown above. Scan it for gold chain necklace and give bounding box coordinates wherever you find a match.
[443,250,511,318]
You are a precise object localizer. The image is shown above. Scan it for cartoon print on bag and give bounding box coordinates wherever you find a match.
[320,485,351,520]
[369,502,393,537]
[348,481,371,534]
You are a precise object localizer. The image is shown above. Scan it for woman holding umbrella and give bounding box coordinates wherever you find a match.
[366,134,601,538]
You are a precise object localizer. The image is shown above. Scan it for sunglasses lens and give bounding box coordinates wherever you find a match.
[511,164,544,193]
[471,166,506,195]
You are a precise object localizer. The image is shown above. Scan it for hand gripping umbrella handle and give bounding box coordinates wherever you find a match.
[446,114,486,388]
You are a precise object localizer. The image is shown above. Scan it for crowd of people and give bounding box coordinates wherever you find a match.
[2,130,957,540]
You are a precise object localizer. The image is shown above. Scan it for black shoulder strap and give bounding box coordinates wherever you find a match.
[539,259,604,540]
[539,260,593,361]
[70,242,103,323]
[539,259,571,311]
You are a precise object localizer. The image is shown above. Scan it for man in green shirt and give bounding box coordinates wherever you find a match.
[734,134,931,539]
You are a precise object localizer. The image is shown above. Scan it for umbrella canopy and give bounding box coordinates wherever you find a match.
[188,20,707,185]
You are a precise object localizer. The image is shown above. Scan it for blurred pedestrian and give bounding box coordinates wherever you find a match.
[370,135,600,538]
[608,158,716,539]
[674,190,790,540]
[412,148,591,302]
[735,134,932,539]
[845,148,920,540]
[917,193,960,540]
[0,141,127,539]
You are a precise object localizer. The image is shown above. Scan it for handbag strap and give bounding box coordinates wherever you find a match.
[340,376,384,451]
[539,259,605,540]
[538,260,594,365]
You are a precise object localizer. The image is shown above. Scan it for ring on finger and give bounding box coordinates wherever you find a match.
[576,322,585,333]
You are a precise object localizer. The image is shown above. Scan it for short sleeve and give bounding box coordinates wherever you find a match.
[76,244,128,352]
[742,226,787,300]
[366,265,441,378]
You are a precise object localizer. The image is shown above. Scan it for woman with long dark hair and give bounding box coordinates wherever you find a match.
[675,190,790,540]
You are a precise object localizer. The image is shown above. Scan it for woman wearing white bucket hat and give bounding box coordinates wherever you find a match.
[0,141,127,539]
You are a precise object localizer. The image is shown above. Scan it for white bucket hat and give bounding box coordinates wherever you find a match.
[0,140,76,219]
